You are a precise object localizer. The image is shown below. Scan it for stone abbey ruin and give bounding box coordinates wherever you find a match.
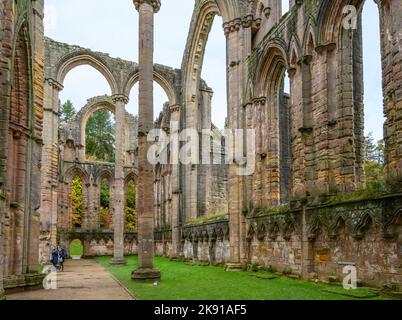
[1,0,402,298]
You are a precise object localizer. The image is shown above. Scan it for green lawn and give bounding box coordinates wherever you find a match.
[96,256,383,300]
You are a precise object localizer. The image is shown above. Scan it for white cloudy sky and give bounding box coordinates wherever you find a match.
[44,0,384,142]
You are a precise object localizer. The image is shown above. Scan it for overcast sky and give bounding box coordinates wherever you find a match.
[44,0,384,142]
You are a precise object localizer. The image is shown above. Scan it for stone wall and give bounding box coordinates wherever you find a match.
[0,0,45,294]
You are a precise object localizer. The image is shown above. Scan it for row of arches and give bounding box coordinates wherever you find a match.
[60,168,137,231]
[247,0,384,206]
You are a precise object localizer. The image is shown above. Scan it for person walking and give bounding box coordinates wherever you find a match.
[50,247,59,272]
[57,244,67,272]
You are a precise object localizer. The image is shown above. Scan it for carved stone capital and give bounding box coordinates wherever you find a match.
[223,18,242,36]
[252,97,267,105]
[45,78,64,91]
[112,94,129,105]
[133,0,161,13]
[169,104,181,113]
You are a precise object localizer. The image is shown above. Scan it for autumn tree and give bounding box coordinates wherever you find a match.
[100,178,111,229]
[125,180,137,232]
[71,176,83,228]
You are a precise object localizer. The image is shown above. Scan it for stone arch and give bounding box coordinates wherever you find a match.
[287,34,302,67]
[8,22,31,205]
[123,70,177,106]
[98,170,113,230]
[124,172,137,232]
[302,22,317,57]
[125,171,138,186]
[181,0,220,109]
[246,224,256,242]
[316,0,372,45]
[96,168,114,185]
[253,43,291,205]
[254,42,288,97]
[329,215,348,240]
[55,51,118,95]
[77,97,116,157]
[61,166,90,230]
[353,212,374,239]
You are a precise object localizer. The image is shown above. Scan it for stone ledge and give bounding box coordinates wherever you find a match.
[224,263,244,272]
[4,273,45,291]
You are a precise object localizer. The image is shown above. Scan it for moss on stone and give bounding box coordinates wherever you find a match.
[323,186,388,206]
[252,205,291,217]
[187,212,228,226]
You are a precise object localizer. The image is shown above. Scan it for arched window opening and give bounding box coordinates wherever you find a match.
[201,16,227,131]
[127,81,169,119]
[85,109,116,162]
[282,0,290,16]
[197,15,229,218]
[8,27,29,204]
[60,65,111,114]
[279,71,291,204]
[125,179,136,232]
[71,176,84,229]
[99,178,111,229]
[362,1,385,190]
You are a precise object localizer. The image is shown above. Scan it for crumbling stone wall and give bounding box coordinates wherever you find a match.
[41,38,228,261]
[0,0,45,295]
[179,0,402,288]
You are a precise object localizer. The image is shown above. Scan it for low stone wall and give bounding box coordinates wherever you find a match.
[182,219,230,265]
[57,195,402,289]
[246,195,402,288]
[58,231,139,257]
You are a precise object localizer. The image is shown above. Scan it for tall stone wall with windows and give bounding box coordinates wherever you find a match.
[0,0,45,296]
[179,0,402,288]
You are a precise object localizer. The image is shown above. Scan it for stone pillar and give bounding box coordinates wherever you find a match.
[110,94,129,265]
[40,79,62,263]
[169,104,181,259]
[132,0,161,281]
[378,0,402,185]
[224,18,252,271]
[0,191,5,300]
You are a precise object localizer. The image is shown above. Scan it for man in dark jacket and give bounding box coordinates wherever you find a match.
[50,247,59,271]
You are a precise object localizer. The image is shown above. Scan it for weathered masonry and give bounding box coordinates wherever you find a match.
[0,0,45,297]
[0,0,402,296]
[39,37,228,264]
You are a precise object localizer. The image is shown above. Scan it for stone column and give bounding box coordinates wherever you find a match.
[378,0,402,185]
[169,104,181,259]
[132,0,161,281]
[0,191,5,300]
[224,18,248,271]
[40,78,63,263]
[110,94,129,265]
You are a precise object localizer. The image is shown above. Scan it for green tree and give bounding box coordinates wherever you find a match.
[100,178,111,229]
[71,176,83,228]
[85,109,115,162]
[364,133,385,190]
[60,100,76,125]
[125,180,137,232]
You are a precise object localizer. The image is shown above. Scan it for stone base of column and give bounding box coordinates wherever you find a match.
[224,263,244,272]
[169,255,183,261]
[132,267,161,282]
[0,292,5,300]
[110,258,127,266]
